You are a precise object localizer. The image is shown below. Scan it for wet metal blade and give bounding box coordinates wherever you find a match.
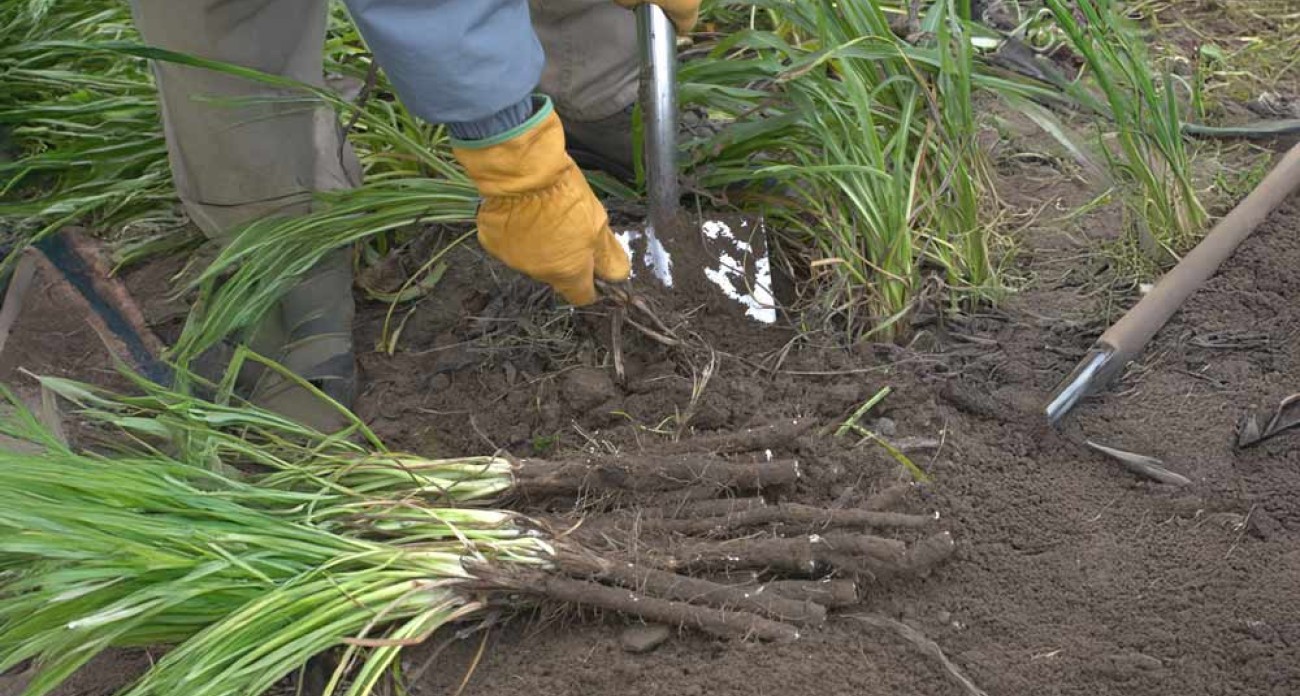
[636,3,679,252]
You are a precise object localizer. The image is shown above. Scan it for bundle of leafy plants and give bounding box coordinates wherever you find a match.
[0,373,953,696]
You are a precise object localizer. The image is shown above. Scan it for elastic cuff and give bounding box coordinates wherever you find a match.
[450,96,554,149]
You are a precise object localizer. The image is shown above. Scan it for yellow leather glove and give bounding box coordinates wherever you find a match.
[452,97,631,306]
[613,0,699,33]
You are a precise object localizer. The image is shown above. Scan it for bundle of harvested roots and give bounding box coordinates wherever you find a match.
[0,378,952,696]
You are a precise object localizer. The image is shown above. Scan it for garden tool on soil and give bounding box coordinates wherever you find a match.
[614,5,776,325]
[1045,142,1300,426]
[2,232,353,433]
[2,231,172,385]
[0,248,35,359]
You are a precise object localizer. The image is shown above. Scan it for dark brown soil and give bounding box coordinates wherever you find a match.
[7,30,1300,690]
[6,175,1300,695]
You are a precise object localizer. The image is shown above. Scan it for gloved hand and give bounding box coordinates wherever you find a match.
[613,0,700,33]
[452,97,631,306]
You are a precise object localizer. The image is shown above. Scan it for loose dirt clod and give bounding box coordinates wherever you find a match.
[560,367,619,412]
[620,624,672,653]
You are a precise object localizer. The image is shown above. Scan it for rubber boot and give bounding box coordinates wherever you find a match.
[248,249,357,433]
[563,104,636,183]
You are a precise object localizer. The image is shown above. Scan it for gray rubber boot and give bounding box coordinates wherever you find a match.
[563,103,735,192]
[249,249,357,433]
[563,104,636,183]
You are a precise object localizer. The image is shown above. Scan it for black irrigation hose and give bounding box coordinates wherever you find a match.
[982,35,1300,142]
[1182,119,1300,139]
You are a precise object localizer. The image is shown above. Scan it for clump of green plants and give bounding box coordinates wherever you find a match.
[1041,0,1207,261]
[0,1,181,272]
[108,0,1018,347]
[683,0,1036,338]
[2,0,1213,348]
[0,0,482,359]
[0,1,463,253]
[0,381,548,696]
[1167,0,1300,112]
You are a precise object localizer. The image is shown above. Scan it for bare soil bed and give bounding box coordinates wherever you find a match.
[4,152,1300,694]
[5,3,1300,685]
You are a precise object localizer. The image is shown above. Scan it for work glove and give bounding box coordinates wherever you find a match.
[613,0,700,33]
[452,97,631,306]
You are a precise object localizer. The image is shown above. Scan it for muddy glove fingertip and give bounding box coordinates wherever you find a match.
[550,260,600,306]
[594,225,632,282]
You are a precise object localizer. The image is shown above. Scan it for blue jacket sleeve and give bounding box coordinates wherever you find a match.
[342,0,543,128]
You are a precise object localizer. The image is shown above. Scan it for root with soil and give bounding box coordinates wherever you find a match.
[487,444,951,641]
[495,445,952,640]
[0,379,956,696]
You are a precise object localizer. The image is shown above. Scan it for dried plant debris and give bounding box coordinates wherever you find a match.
[1237,393,1300,448]
[1085,441,1192,486]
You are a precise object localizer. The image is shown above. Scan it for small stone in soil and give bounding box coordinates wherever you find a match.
[1105,652,1163,674]
[870,417,898,437]
[620,623,672,654]
[560,366,618,411]
[427,373,451,392]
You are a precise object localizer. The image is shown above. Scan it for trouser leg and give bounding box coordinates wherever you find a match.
[129,0,358,426]
[530,0,639,121]
[129,0,362,234]
[530,0,639,179]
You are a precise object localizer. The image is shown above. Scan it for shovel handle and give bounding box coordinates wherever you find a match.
[636,4,679,233]
[1046,141,1300,425]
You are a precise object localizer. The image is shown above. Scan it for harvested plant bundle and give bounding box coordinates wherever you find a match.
[0,380,953,696]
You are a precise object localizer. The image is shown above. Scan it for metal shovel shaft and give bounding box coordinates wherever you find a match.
[636,4,679,234]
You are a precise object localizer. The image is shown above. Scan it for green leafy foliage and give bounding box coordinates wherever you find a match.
[0,3,176,271]
[684,0,1023,338]
[0,0,1210,345]
[0,381,547,696]
[1041,0,1206,261]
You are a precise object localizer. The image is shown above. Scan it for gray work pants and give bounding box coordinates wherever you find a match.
[126,0,636,425]
[128,0,638,239]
